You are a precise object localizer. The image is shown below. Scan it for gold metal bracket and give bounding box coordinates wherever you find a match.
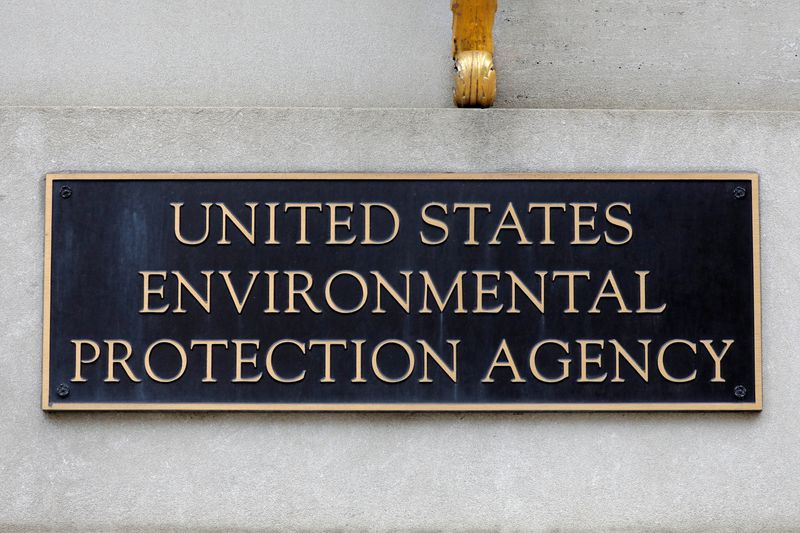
[451,0,497,108]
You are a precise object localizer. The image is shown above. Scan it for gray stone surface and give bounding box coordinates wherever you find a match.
[0,106,798,530]
[2,1,800,110]
[495,1,800,110]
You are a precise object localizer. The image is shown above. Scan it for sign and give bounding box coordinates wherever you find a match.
[42,173,761,411]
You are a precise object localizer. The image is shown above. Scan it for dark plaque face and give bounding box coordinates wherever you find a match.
[42,173,761,411]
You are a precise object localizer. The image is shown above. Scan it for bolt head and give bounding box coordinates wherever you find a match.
[59,185,72,199]
[733,186,746,199]
[733,385,747,399]
[56,383,70,398]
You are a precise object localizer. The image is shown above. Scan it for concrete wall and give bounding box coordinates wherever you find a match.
[1,107,799,530]
[1,0,800,110]
[2,0,799,530]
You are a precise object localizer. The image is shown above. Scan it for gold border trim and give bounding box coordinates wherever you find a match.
[42,174,54,410]
[46,402,761,412]
[42,172,762,412]
[47,172,753,181]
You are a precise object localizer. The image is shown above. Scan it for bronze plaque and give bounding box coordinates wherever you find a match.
[42,173,761,411]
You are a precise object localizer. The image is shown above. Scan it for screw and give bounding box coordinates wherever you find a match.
[733,186,746,199]
[59,185,72,199]
[733,385,747,399]
[56,383,70,398]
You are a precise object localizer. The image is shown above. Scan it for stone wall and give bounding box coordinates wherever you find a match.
[1,1,798,530]
[1,107,798,530]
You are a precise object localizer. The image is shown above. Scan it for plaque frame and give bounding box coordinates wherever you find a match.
[42,172,762,412]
